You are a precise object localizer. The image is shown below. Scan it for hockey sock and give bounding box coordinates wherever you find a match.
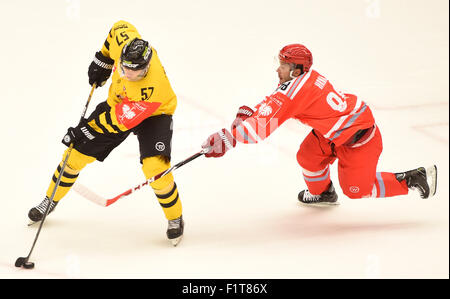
[142,156,182,220]
[372,172,409,198]
[45,163,80,202]
[45,148,95,202]
[154,182,182,220]
[302,165,332,195]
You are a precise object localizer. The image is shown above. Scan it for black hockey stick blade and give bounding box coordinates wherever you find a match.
[15,257,35,269]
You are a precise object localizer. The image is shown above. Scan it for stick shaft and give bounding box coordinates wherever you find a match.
[79,83,96,122]
[104,149,207,206]
[25,144,73,260]
[23,84,96,262]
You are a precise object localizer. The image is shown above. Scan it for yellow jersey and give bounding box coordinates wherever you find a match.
[88,20,177,134]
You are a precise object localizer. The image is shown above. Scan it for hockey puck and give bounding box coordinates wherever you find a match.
[23,262,35,269]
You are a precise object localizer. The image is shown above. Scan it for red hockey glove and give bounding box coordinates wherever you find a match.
[231,105,255,130]
[114,97,162,130]
[202,128,236,158]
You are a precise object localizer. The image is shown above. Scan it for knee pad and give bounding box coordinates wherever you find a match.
[142,156,174,190]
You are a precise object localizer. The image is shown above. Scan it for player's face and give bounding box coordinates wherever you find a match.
[277,61,292,84]
[119,63,149,82]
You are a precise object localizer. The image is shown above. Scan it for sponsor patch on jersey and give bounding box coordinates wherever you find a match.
[256,96,282,119]
[121,104,136,120]
[254,95,284,137]
[271,93,285,106]
[257,103,273,117]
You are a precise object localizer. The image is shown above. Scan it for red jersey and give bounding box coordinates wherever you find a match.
[232,70,375,147]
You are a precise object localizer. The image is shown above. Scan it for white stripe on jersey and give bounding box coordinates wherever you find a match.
[236,124,256,144]
[242,120,263,143]
[286,73,305,98]
[289,71,312,99]
[324,115,347,139]
[324,97,363,138]
[274,71,311,99]
[350,97,363,115]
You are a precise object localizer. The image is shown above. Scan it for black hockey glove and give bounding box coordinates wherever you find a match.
[88,51,115,88]
[62,119,97,147]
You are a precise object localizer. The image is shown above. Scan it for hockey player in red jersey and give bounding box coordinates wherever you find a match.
[202,44,437,204]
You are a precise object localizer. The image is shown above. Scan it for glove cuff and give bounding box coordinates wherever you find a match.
[219,129,236,150]
[236,105,254,118]
[94,51,114,69]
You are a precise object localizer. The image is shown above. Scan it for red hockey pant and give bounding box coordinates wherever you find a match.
[296,127,408,198]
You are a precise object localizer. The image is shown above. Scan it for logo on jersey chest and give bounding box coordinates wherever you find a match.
[256,95,284,120]
[257,103,273,117]
[121,104,136,120]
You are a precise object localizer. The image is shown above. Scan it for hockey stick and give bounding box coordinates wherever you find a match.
[73,148,209,207]
[15,84,97,270]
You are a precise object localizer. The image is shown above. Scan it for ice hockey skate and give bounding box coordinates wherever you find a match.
[298,182,339,206]
[167,215,184,246]
[28,197,58,225]
[395,165,437,199]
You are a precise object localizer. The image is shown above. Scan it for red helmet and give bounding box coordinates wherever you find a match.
[278,44,313,72]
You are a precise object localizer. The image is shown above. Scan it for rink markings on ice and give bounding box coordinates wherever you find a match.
[371,101,448,145]
[411,122,449,145]
[370,101,448,111]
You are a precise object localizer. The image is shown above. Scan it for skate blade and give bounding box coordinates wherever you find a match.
[170,235,183,247]
[426,165,437,197]
[298,201,340,207]
[27,220,39,226]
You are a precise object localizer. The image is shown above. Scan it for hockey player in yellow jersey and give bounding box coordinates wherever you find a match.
[28,20,184,246]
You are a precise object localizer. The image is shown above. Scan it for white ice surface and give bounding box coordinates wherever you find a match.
[0,0,448,278]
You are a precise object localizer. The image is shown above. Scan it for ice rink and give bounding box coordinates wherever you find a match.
[1,0,448,279]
